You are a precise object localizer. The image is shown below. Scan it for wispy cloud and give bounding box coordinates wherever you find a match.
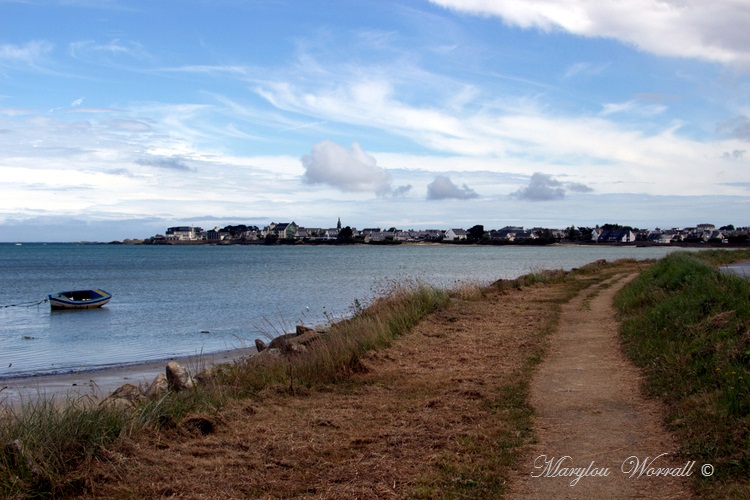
[563,61,610,79]
[135,155,194,172]
[0,40,53,68]
[69,39,151,63]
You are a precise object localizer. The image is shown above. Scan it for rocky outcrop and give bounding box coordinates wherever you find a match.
[255,324,325,354]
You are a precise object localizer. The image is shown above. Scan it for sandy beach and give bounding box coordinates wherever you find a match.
[0,347,255,408]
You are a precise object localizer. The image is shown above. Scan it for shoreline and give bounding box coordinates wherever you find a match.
[0,347,255,408]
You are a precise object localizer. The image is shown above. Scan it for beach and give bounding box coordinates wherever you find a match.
[1,347,254,408]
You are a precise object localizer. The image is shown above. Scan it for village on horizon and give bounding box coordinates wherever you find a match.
[118,220,750,246]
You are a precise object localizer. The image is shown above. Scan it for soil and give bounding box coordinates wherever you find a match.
[81,268,689,498]
[507,272,692,499]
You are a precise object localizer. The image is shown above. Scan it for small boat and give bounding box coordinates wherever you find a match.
[48,289,112,310]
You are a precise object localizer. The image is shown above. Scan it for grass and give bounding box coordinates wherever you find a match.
[0,280,449,498]
[614,250,750,497]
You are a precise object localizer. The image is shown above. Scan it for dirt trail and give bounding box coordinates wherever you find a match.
[508,273,692,499]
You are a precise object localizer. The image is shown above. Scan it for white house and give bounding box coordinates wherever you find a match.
[444,228,467,241]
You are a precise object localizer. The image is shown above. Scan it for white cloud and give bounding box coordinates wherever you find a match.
[301,141,394,196]
[69,39,151,62]
[429,0,750,68]
[0,40,53,68]
[426,175,479,200]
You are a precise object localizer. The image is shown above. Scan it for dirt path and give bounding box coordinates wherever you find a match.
[508,273,692,499]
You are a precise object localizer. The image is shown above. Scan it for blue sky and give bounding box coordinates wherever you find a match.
[1,0,749,241]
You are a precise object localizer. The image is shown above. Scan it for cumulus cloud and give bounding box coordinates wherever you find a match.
[426,175,479,200]
[512,172,592,201]
[429,0,750,67]
[301,140,394,195]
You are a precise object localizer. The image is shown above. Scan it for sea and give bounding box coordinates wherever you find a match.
[0,243,682,379]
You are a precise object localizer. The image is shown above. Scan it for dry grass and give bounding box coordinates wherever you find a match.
[79,269,591,499]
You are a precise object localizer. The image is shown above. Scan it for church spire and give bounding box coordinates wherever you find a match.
[337,217,342,230]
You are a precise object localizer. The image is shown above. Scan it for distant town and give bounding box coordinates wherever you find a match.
[116,220,750,246]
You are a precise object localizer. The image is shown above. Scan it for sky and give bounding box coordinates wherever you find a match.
[1,0,750,242]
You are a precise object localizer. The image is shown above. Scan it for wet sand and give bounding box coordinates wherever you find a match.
[0,348,254,408]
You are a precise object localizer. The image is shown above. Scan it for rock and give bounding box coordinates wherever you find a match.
[110,383,143,402]
[255,338,267,352]
[254,347,281,361]
[296,324,315,335]
[294,330,321,347]
[166,361,194,391]
[194,367,214,386]
[268,333,297,350]
[100,383,144,410]
[4,439,41,477]
[288,343,308,354]
[101,397,136,411]
[268,331,321,353]
[145,373,168,398]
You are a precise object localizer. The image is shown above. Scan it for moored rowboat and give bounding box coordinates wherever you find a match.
[49,289,112,310]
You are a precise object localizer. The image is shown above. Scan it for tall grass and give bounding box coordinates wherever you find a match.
[0,280,449,497]
[218,280,450,394]
[0,396,129,497]
[615,251,750,493]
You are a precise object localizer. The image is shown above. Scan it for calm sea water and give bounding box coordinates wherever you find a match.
[0,243,680,378]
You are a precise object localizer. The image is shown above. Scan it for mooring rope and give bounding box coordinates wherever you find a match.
[1,298,48,308]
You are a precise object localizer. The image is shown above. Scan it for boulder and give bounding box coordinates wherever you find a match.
[255,338,267,352]
[166,361,194,391]
[194,367,214,386]
[268,331,321,352]
[4,439,41,477]
[296,324,315,335]
[268,333,297,350]
[144,373,168,398]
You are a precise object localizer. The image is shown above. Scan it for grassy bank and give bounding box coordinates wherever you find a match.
[615,250,750,497]
[0,281,449,498]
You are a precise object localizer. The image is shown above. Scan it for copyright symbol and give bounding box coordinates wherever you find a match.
[701,463,714,477]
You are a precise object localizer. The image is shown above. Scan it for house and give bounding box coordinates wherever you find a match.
[444,228,467,241]
[323,228,340,240]
[166,226,203,241]
[421,230,444,241]
[207,227,231,241]
[272,222,298,239]
[596,229,636,243]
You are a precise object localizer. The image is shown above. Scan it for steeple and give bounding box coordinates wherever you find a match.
[337,217,342,230]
